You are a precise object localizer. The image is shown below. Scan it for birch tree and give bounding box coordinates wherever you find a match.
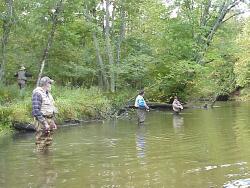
[175,0,248,64]
[104,0,115,92]
[36,0,64,86]
[83,1,110,90]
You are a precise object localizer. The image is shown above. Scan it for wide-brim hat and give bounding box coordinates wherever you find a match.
[20,66,26,71]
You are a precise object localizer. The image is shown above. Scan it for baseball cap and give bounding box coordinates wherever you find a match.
[39,76,54,86]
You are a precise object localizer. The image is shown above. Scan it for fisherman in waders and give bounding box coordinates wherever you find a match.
[32,76,58,152]
[135,90,150,124]
[14,65,32,89]
[172,96,183,115]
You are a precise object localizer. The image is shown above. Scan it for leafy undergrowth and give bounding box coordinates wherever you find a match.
[0,86,114,132]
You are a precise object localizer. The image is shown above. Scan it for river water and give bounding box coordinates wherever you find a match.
[0,102,250,188]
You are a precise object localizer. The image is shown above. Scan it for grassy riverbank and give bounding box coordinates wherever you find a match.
[1,83,249,135]
[0,84,134,134]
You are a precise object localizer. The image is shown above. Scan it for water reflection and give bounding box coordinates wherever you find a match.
[12,132,34,142]
[33,153,58,188]
[2,102,250,188]
[172,114,184,129]
[136,125,146,159]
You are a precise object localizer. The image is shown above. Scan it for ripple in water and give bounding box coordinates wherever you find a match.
[223,178,250,188]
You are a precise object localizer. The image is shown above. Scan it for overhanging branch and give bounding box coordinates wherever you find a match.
[222,11,249,23]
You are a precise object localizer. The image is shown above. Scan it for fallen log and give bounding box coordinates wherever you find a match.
[13,122,36,132]
[126,102,210,110]
[12,119,104,132]
[127,102,173,109]
[147,102,173,109]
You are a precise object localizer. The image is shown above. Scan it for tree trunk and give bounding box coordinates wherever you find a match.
[0,0,14,83]
[200,0,211,28]
[196,0,241,64]
[83,6,110,90]
[115,0,126,90]
[92,32,110,90]
[205,0,240,47]
[104,0,115,92]
[116,0,125,66]
[36,0,64,86]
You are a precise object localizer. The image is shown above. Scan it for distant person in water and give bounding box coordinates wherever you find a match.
[134,90,150,124]
[172,96,183,114]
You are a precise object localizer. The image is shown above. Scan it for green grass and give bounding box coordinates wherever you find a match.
[0,85,116,133]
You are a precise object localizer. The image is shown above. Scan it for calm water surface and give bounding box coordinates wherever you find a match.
[1,102,250,188]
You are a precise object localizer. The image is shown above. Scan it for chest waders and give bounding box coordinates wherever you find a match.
[35,117,56,152]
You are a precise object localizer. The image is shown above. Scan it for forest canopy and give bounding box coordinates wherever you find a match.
[1,0,250,101]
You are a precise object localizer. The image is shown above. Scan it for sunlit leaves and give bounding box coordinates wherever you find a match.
[234,18,250,87]
[0,0,249,100]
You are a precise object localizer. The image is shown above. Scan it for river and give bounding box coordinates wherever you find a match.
[0,101,250,188]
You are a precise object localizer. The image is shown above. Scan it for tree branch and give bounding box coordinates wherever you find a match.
[222,11,248,23]
[200,0,211,27]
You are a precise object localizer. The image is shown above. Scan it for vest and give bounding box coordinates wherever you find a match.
[33,87,56,116]
[17,70,27,81]
[172,99,183,112]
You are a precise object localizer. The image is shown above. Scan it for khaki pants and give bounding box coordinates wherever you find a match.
[137,109,146,123]
[34,117,55,152]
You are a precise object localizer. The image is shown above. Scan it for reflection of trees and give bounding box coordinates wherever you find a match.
[204,102,250,163]
[232,103,250,155]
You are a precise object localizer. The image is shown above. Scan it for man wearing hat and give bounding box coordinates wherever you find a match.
[14,65,32,90]
[32,76,58,151]
[172,96,183,115]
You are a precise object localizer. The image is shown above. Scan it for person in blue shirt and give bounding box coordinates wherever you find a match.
[134,90,149,124]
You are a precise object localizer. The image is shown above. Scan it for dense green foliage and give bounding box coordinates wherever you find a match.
[1,0,249,98]
[0,85,120,132]
[1,0,250,132]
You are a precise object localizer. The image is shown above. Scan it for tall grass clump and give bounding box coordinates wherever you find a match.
[0,106,13,133]
[51,86,112,122]
[0,84,20,104]
[10,100,33,123]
